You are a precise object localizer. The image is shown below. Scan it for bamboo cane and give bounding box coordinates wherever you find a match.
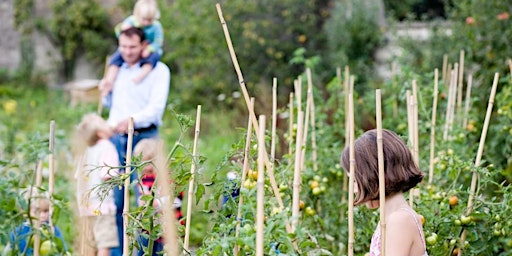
[442,54,448,82]
[341,66,349,203]
[271,78,277,165]
[445,63,452,87]
[291,111,304,233]
[122,118,134,256]
[428,69,439,183]
[448,64,459,137]
[459,73,500,256]
[256,115,266,256]
[184,105,202,250]
[300,76,311,171]
[216,4,287,217]
[295,78,302,114]
[411,81,419,207]
[406,92,414,206]
[457,50,465,123]
[153,140,180,256]
[234,98,255,256]
[48,120,55,234]
[347,93,355,256]
[288,92,294,157]
[443,68,457,140]
[462,75,473,129]
[376,89,386,256]
[33,160,43,256]
[307,69,318,172]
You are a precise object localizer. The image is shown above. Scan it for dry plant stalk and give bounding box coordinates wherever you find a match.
[428,69,439,183]
[256,115,266,256]
[459,73,500,255]
[462,75,473,129]
[291,111,304,233]
[234,98,254,256]
[376,89,386,256]
[122,118,134,256]
[347,93,355,256]
[184,105,202,250]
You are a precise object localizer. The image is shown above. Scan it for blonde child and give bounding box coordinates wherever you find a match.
[7,188,67,255]
[74,113,119,256]
[99,0,164,97]
[341,129,428,256]
[133,139,183,256]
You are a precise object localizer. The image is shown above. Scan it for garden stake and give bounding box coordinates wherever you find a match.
[341,67,351,204]
[288,92,294,157]
[300,76,310,171]
[291,111,304,233]
[457,50,465,124]
[460,72,499,256]
[153,140,180,256]
[412,81,420,205]
[271,78,277,166]
[184,105,202,250]
[256,115,266,256]
[48,120,55,235]
[295,76,302,114]
[307,68,318,172]
[462,75,473,129]
[122,117,134,256]
[234,98,254,256]
[33,160,43,256]
[445,63,452,88]
[406,91,414,206]
[442,54,448,82]
[443,68,457,140]
[347,93,355,256]
[376,89,386,256]
[428,69,439,184]
[216,4,286,215]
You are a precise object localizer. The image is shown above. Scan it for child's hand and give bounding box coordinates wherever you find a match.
[120,23,132,31]
[142,49,151,58]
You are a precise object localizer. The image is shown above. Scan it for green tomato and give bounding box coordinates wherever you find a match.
[460,215,472,225]
[40,240,57,256]
[426,234,438,245]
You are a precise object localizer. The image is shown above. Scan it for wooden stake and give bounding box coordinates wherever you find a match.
[216,4,286,216]
[460,73,500,255]
[301,76,311,171]
[376,89,386,256]
[291,111,304,233]
[256,115,266,256]
[306,69,318,172]
[462,75,473,129]
[154,140,180,256]
[184,105,202,250]
[122,118,134,256]
[406,92,414,207]
[288,92,294,157]
[442,54,448,82]
[428,69,439,183]
[33,160,44,256]
[444,67,458,140]
[270,78,278,165]
[234,98,254,256]
[48,120,55,234]
[347,93,355,256]
[341,66,349,203]
[457,50,465,122]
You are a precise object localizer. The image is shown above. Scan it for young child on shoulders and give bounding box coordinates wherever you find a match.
[341,129,428,256]
[74,113,120,256]
[99,0,164,96]
[133,138,184,256]
[6,188,67,255]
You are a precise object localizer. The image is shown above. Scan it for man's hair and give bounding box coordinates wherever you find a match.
[120,26,146,42]
[341,129,424,205]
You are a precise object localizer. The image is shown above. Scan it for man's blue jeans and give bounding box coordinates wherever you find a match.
[109,127,159,256]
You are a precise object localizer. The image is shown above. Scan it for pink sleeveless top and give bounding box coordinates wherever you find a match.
[369,208,428,256]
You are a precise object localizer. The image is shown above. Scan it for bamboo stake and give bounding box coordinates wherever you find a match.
[288,93,294,157]
[122,118,134,256]
[459,73,500,256]
[428,69,439,183]
[406,92,414,206]
[234,98,254,256]
[154,140,180,256]
[256,115,266,256]
[445,63,452,87]
[184,105,202,250]
[442,54,448,82]
[347,93,355,256]
[291,111,304,233]
[457,50,465,122]
[411,81,419,207]
[271,78,277,165]
[341,66,349,203]
[376,89,386,256]
[48,120,55,234]
[443,68,457,140]
[462,75,473,129]
[33,160,44,256]
[306,69,318,172]
[300,76,311,171]
[216,4,287,217]
[295,78,302,114]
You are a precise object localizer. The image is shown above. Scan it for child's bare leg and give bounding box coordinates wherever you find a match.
[98,65,120,96]
[132,63,153,84]
[97,248,110,256]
